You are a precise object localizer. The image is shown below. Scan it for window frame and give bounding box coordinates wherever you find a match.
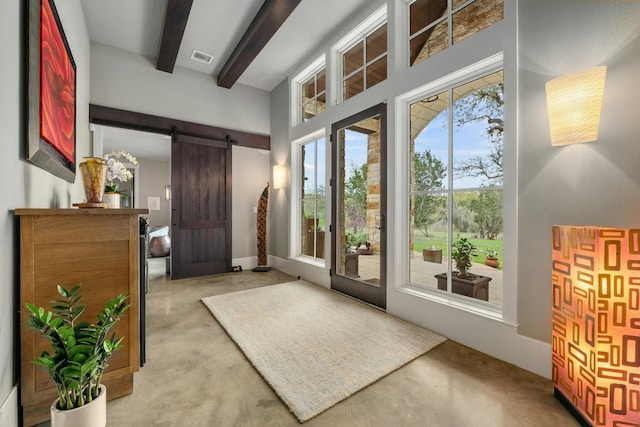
[396,53,508,319]
[290,129,328,265]
[291,55,326,126]
[332,4,387,103]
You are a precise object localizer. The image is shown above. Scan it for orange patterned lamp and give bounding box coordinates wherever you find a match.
[552,226,640,426]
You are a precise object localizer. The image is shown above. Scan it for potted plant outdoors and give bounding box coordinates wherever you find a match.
[103,151,138,208]
[435,238,491,301]
[483,249,500,268]
[343,233,360,278]
[25,284,129,427]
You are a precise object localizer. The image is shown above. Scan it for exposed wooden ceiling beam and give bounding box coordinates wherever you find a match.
[156,0,194,73]
[89,104,270,150]
[217,0,302,89]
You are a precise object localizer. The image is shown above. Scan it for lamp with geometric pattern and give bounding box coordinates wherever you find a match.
[552,226,640,426]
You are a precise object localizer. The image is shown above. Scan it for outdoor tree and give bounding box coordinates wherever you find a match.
[454,81,504,185]
[303,185,326,230]
[470,190,503,240]
[453,80,504,241]
[344,163,367,234]
[413,149,446,237]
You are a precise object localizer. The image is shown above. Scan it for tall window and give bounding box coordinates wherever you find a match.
[408,0,503,66]
[297,136,326,260]
[301,68,326,122]
[408,69,504,306]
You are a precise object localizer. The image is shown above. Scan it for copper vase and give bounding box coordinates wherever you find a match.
[79,157,107,203]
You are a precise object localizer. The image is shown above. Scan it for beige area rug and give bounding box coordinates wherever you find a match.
[201,280,446,422]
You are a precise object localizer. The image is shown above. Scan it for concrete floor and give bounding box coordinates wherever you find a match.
[38,258,577,426]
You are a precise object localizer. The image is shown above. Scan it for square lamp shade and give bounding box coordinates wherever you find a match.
[546,66,607,146]
[552,226,640,426]
[272,165,285,190]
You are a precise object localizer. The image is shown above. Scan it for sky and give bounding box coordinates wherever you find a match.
[415,108,497,189]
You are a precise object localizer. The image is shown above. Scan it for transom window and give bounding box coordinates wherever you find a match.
[342,23,387,101]
[301,68,326,122]
[333,5,388,102]
[408,68,504,307]
[409,0,504,66]
[291,56,325,126]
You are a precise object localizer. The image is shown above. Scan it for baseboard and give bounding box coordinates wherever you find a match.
[231,256,258,272]
[389,288,553,378]
[0,386,19,427]
[268,255,330,288]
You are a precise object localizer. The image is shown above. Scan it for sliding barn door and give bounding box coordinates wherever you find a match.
[171,133,231,279]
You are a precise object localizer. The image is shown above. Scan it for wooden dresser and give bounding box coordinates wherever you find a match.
[15,208,148,426]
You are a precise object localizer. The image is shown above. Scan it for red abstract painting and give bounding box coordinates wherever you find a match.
[39,0,75,163]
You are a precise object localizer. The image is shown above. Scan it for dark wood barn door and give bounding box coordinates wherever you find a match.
[171,133,231,279]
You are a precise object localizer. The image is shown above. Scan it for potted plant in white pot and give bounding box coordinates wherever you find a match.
[103,150,138,208]
[25,284,129,427]
[435,237,492,301]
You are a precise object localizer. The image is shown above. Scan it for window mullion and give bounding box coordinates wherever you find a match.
[362,39,367,91]
[447,86,454,292]
[410,16,447,41]
[343,67,364,82]
[314,73,319,116]
[314,139,319,258]
[365,52,387,68]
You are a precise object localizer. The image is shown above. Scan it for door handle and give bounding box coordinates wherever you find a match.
[376,215,385,231]
[172,209,177,226]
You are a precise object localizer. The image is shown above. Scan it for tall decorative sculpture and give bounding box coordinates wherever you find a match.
[253,183,271,272]
[552,226,640,426]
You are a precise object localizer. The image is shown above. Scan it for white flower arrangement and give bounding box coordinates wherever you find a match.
[103,151,139,193]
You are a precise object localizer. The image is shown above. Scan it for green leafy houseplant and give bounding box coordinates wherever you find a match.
[25,284,129,410]
[452,238,477,279]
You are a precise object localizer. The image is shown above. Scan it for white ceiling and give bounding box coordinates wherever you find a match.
[80,0,372,92]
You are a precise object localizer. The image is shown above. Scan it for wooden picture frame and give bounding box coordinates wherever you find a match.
[28,0,77,183]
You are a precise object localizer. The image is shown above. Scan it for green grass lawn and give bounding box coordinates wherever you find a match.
[413,231,503,269]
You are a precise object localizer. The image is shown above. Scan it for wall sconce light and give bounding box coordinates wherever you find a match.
[164,185,171,201]
[552,226,639,426]
[272,165,285,190]
[545,66,607,146]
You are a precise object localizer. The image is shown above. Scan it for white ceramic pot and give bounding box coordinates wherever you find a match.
[51,385,107,427]
[103,192,121,209]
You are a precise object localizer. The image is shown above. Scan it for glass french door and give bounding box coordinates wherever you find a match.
[330,103,386,309]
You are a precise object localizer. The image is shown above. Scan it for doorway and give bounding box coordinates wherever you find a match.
[89,104,269,280]
[330,103,387,309]
[170,133,232,278]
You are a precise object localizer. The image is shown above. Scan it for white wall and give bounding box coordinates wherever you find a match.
[89,42,270,136]
[232,146,271,264]
[137,158,171,230]
[269,0,640,377]
[269,80,292,258]
[0,1,90,424]
[517,0,640,342]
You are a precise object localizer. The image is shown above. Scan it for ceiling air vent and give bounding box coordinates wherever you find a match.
[190,50,213,64]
